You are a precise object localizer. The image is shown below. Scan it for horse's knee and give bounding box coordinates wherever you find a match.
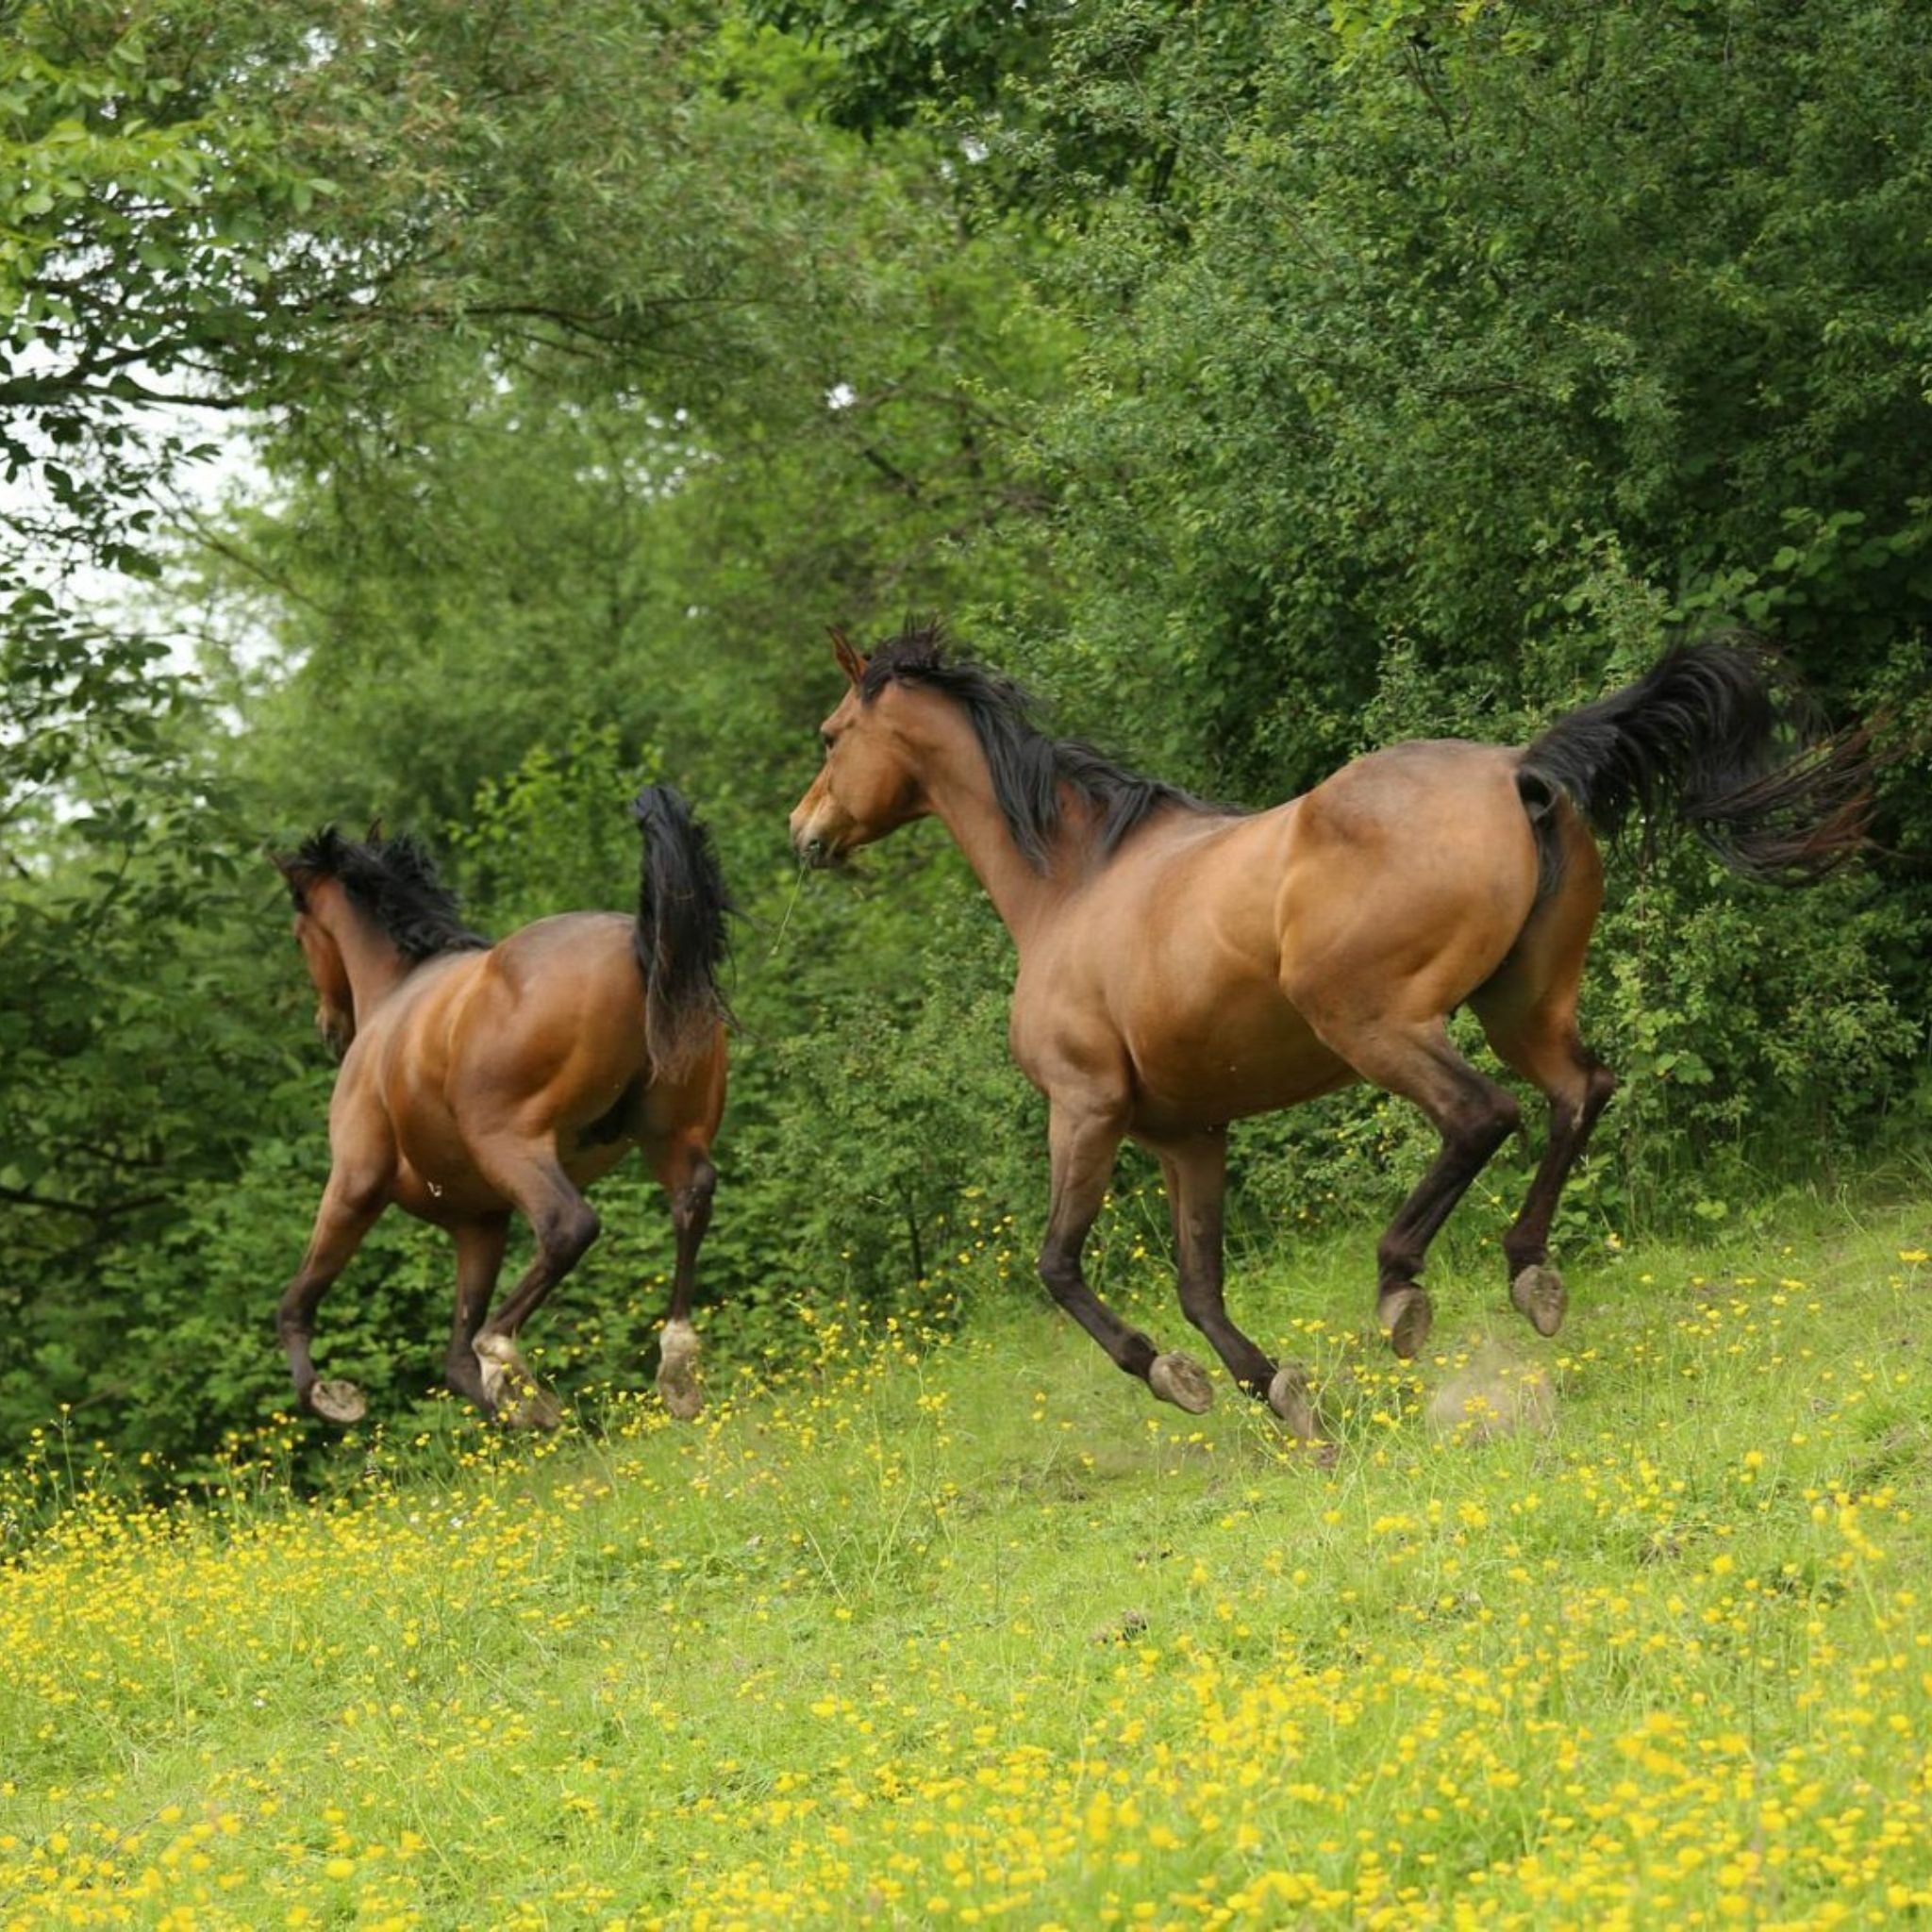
[673,1158,716,1230]
[1466,1086,1522,1147]
[1038,1244,1080,1306]
[1545,1058,1616,1136]
[540,1199,600,1272]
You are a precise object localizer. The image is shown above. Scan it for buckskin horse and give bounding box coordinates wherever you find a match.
[789,625,1870,1439]
[273,787,730,1427]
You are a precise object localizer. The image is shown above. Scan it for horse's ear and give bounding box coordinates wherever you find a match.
[828,625,867,687]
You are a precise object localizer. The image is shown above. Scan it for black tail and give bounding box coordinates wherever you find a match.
[631,785,734,1075]
[1517,635,1874,889]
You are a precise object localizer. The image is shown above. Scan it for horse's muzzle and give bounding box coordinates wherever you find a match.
[794,830,845,871]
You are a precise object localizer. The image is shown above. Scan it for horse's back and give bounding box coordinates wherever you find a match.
[1060,740,1558,1125]
[450,912,646,1095]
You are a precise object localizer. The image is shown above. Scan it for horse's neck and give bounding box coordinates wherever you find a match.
[918,720,1085,952]
[330,908,413,1024]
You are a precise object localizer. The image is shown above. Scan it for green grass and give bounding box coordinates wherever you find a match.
[3,1191,1931,1929]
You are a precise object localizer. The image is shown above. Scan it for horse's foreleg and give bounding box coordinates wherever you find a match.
[444,1216,510,1409]
[470,1147,601,1428]
[644,1139,716,1421]
[1041,1100,1210,1412]
[1158,1137,1324,1444]
[278,1178,384,1424]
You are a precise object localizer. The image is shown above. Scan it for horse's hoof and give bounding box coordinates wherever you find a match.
[475,1333,520,1408]
[657,1321,704,1421]
[657,1364,704,1423]
[308,1378,367,1425]
[1378,1285,1433,1360]
[1148,1353,1214,1414]
[653,1313,707,1422]
[1266,1363,1326,1448]
[475,1333,558,1428]
[1511,1264,1567,1338]
[657,1381,704,1423]
[496,1384,562,1432]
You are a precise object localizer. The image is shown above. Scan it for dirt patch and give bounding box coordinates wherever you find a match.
[1425,1341,1557,1442]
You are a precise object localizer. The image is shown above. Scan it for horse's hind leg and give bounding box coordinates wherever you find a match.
[469,1143,601,1427]
[1313,1017,1523,1359]
[1040,1096,1210,1412]
[1471,873,1617,1340]
[642,1134,716,1421]
[278,1173,385,1424]
[1155,1135,1324,1442]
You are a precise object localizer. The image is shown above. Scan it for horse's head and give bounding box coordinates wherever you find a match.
[272,849,356,1059]
[789,628,931,867]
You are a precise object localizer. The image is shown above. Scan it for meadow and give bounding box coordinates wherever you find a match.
[4,1189,1931,1930]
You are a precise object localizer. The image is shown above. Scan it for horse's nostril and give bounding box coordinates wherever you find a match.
[805,837,826,865]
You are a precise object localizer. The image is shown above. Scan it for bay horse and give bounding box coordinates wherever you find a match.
[789,624,1870,1437]
[272,786,730,1427]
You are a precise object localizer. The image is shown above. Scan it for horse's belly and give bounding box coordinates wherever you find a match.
[1126,991,1355,1135]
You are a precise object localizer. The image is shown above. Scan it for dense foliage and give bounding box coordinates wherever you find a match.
[3,0,1926,1473]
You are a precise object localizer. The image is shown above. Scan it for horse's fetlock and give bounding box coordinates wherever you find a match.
[1375,1235,1423,1285]
[1503,1230,1545,1277]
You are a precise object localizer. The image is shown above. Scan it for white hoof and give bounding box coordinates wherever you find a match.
[1148,1353,1214,1414]
[474,1335,512,1409]
[499,1385,563,1432]
[1266,1363,1318,1438]
[475,1332,552,1424]
[657,1319,704,1422]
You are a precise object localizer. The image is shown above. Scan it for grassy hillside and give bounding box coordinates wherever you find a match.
[4,1193,1931,1929]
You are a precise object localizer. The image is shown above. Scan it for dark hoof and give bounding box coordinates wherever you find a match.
[307,1378,367,1425]
[1148,1353,1214,1414]
[1510,1264,1568,1339]
[1378,1285,1433,1361]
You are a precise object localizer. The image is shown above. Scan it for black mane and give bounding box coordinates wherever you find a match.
[858,621,1223,867]
[281,826,491,961]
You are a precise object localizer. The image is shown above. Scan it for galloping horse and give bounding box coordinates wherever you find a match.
[272,787,730,1426]
[789,625,1870,1436]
